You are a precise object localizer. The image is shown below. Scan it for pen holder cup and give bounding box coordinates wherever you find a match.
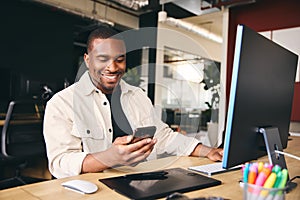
[243,183,286,200]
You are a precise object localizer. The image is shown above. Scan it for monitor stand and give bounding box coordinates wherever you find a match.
[259,127,297,192]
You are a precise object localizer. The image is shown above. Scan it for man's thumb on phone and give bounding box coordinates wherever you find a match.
[113,135,133,145]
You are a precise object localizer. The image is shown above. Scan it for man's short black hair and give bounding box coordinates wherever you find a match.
[86,26,121,53]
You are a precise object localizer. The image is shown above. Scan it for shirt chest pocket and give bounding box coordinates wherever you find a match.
[71,124,106,153]
[71,124,104,140]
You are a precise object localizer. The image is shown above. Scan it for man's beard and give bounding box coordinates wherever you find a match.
[94,70,124,92]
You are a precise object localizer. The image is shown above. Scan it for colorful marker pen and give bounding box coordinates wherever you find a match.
[258,162,264,173]
[266,163,273,170]
[272,165,281,174]
[273,170,283,188]
[255,167,271,186]
[260,172,277,197]
[263,172,277,188]
[248,164,258,184]
[277,169,288,188]
[276,169,288,196]
[243,162,250,183]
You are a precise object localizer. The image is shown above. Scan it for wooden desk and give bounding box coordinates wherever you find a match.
[0,113,43,126]
[1,136,299,200]
[0,119,42,126]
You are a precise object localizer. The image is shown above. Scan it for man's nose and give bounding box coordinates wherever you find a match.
[106,60,118,71]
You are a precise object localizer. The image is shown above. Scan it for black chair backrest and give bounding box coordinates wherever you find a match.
[1,100,46,158]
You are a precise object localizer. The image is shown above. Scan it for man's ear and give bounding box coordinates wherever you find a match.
[84,53,89,68]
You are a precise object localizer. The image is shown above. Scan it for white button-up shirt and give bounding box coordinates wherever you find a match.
[43,71,200,178]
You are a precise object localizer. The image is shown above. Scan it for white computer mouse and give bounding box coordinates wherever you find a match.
[61,179,98,194]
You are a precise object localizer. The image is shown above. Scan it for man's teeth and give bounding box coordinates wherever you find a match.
[103,74,118,80]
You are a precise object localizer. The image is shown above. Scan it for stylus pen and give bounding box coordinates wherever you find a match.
[124,171,168,180]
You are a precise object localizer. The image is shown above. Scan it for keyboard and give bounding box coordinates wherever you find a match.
[188,162,242,176]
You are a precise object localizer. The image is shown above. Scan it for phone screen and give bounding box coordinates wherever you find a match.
[131,126,156,143]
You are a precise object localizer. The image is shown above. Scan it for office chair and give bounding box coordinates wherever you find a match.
[0,100,47,189]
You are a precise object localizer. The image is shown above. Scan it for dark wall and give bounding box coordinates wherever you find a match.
[0,0,76,101]
[0,1,137,104]
[227,0,300,121]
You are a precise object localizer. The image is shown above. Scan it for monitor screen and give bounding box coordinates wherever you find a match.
[222,24,298,169]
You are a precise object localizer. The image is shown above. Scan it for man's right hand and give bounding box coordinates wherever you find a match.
[112,135,157,165]
[82,135,157,173]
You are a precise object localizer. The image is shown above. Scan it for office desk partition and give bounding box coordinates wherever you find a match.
[1,136,299,200]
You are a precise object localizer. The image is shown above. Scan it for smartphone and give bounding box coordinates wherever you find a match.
[130,126,157,143]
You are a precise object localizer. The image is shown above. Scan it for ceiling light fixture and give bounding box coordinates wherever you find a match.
[33,0,114,26]
[158,11,223,44]
[111,0,149,10]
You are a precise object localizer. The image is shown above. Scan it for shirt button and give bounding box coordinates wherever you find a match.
[103,102,107,106]
[109,128,112,133]
[86,129,90,134]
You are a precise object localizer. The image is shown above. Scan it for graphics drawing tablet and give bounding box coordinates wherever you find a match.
[99,167,221,200]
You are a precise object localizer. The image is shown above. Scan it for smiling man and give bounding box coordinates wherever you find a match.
[85,34,126,93]
[43,26,223,179]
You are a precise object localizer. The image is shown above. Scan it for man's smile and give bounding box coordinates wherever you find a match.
[101,72,123,82]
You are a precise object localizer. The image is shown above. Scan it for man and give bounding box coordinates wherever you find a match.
[43,26,223,178]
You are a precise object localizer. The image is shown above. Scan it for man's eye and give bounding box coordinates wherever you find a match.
[115,57,125,63]
[98,57,109,62]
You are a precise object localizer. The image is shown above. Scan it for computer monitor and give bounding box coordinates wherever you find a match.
[222,25,298,171]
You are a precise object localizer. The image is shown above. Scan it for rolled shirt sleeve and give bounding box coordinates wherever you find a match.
[43,91,87,178]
